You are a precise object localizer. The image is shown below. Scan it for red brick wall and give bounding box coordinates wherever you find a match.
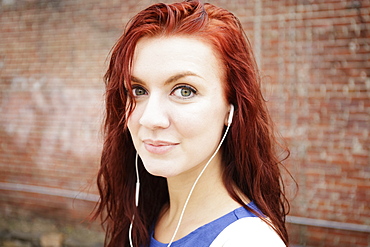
[1,0,369,246]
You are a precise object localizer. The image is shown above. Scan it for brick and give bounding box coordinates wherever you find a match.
[1,0,369,246]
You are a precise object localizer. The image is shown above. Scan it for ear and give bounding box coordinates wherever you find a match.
[225,104,234,126]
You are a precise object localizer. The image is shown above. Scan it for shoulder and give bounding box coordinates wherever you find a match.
[210,217,286,247]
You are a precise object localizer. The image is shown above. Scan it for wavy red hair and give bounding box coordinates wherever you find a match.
[94,1,291,246]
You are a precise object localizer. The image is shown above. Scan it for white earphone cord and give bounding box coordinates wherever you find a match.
[129,154,140,247]
[130,106,233,247]
[166,123,231,247]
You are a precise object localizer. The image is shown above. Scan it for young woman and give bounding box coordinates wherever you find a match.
[94,1,291,246]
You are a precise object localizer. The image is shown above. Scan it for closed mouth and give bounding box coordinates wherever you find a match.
[142,139,179,154]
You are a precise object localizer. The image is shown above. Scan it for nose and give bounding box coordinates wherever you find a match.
[139,96,170,130]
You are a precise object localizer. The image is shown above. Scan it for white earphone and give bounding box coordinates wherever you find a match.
[227,104,234,126]
[129,104,234,247]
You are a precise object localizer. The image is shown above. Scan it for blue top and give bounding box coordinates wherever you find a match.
[149,202,261,247]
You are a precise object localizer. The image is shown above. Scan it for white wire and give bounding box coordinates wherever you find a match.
[166,123,231,247]
[135,153,140,207]
[129,153,140,247]
[129,217,134,247]
[130,120,232,247]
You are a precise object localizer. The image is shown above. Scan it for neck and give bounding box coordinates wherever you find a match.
[154,153,243,243]
[166,152,225,216]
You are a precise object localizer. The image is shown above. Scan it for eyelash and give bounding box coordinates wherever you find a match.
[131,84,197,99]
[131,85,148,97]
[171,85,197,99]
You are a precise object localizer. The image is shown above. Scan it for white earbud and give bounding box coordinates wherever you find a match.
[227,104,234,126]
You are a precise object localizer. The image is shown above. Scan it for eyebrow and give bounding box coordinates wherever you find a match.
[130,71,202,85]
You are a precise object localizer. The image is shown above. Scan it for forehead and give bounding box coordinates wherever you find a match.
[131,35,224,83]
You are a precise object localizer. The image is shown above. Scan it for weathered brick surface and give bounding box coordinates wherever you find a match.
[1,0,369,246]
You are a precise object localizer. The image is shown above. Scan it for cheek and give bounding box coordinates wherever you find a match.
[173,108,225,140]
[127,109,141,136]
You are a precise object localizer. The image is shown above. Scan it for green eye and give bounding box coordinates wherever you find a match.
[132,86,147,96]
[172,85,196,99]
[180,88,192,97]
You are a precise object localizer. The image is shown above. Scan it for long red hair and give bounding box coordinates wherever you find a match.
[94,1,291,246]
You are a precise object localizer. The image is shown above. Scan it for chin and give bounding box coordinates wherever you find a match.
[143,165,178,178]
[147,170,177,178]
[141,156,184,178]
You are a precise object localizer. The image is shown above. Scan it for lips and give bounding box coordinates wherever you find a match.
[143,139,179,155]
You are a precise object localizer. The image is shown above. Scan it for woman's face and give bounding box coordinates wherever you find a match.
[127,36,230,178]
